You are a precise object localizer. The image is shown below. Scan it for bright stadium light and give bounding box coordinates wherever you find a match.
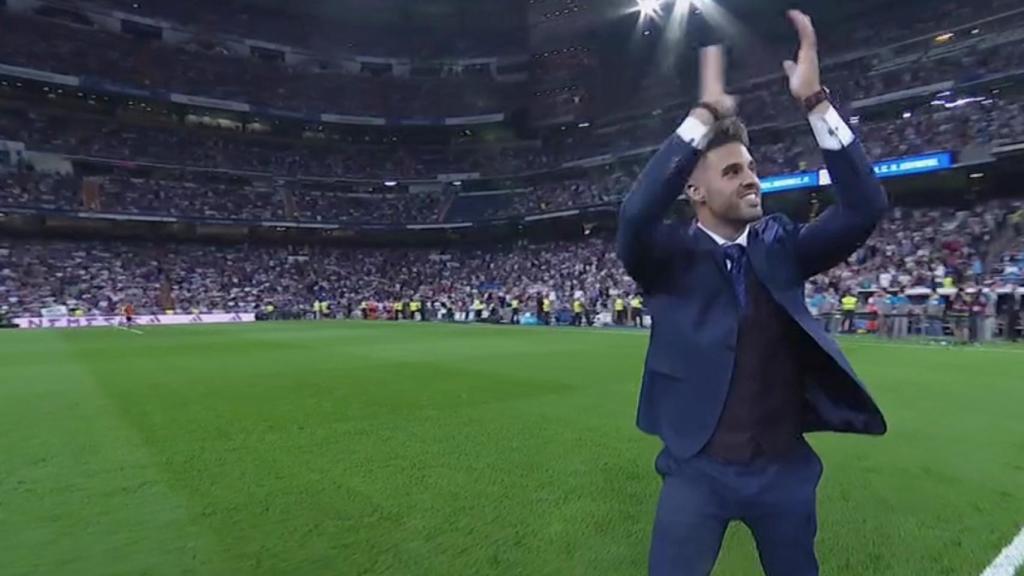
[636,0,663,17]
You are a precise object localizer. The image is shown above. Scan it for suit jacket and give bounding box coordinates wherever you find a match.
[616,125,889,460]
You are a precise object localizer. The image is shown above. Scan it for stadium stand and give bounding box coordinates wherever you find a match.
[0,0,1022,343]
[86,0,526,58]
[0,12,521,117]
[3,199,1022,320]
[813,200,1024,292]
[1,89,1023,182]
[0,236,634,319]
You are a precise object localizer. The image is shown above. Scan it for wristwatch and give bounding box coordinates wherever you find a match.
[802,86,831,113]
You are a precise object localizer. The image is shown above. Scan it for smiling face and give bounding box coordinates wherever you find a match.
[686,118,763,230]
[689,142,763,224]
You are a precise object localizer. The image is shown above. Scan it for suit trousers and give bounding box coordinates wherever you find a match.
[649,439,823,576]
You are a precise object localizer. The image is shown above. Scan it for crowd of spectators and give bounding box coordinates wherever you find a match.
[292,188,448,224]
[994,244,1024,282]
[538,1,1024,120]
[446,172,634,220]
[0,13,518,117]
[0,172,452,224]
[992,205,1024,282]
[813,200,1024,293]
[817,0,1023,59]
[2,86,1023,184]
[100,176,285,220]
[3,201,1022,321]
[0,236,635,318]
[0,163,640,223]
[0,0,1021,130]
[543,91,1024,177]
[3,0,1024,181]
[0,109,543,179]
[1,241,165,317]
[0,172,80,211]
[2,92,1023,223]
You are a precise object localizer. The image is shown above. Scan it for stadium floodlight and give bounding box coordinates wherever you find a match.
[636,0,664,17]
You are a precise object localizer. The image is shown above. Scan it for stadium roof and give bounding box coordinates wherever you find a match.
[242,0,525,31]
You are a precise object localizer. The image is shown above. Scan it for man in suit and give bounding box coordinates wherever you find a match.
[617,11,888,576]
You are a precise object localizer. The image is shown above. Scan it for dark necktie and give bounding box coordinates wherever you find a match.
[722,243,747,313]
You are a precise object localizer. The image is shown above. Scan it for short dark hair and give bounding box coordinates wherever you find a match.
[705,116,750,152]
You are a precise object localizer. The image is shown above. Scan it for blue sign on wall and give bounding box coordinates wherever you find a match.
[871,152,954,179]
[765,151,955,193]
[760,171,820,194]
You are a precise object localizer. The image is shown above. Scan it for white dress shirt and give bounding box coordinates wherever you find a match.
[676,103,855,151]
[697,223,749,270]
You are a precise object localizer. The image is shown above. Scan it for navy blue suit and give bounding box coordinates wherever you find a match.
[617,120,888,575]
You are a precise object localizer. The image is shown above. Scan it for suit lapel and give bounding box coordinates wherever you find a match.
[690,221,769,285]
[746,225,770,286]
[688,222,730,283]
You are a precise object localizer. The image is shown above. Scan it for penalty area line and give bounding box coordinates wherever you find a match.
[981,525,1024,576]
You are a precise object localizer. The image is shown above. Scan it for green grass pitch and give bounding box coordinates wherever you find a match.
[1,321,1021,576]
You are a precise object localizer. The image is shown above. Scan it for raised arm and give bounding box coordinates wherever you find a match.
[780,10,888,278]
[617,46,737,289]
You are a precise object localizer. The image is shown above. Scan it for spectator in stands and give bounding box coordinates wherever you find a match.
[950,292,971,344]
[1006,291,1020,342]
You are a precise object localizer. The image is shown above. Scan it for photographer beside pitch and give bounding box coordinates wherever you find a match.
[617,11,888,576]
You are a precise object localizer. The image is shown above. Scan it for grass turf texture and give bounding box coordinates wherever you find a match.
[1,321,1021,576]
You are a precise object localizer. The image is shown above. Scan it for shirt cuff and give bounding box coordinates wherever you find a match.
[675,116,712,150]
[808,104,855,151]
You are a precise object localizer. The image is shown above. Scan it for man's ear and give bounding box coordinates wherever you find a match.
[686,182,704,203]
[686,159,706,203]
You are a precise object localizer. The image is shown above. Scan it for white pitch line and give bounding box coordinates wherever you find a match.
[981,526,1024,576]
